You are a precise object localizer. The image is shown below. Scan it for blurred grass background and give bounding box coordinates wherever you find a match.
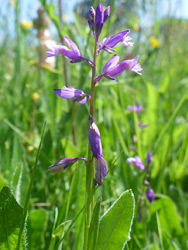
[0,0,188,249]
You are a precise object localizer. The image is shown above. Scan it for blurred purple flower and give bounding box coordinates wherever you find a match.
[95,55,142,82]
[98,30,133,54]
[138,121,148,128]
[146,151,152,165]
[127,101,143,113]
[48,157,87,173]
[144,180,150,186]
[127,155,145,170]
[46,37,93,65]
[88,115,103,159]
[94,156,107,186]
[145,187,155,203]
[54,86,90,104]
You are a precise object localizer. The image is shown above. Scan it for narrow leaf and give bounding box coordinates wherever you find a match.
[88,198,101,250]
[53,220,72,237]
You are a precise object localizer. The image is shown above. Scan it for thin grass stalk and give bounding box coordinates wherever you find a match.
[16,121,46,250]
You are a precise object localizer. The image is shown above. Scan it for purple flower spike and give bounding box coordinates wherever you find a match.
[95,3,104,39]
[95,55,142,82]
[98,30,130,54]
[94,156,107,186]
[46,37,93,66]
[127,156,145,170]
[48,157,87,174]
[54,86,90,104]
[145,187,155,203]
[147,151,152,165]
[88,115,103,159]
[127,101,143,113]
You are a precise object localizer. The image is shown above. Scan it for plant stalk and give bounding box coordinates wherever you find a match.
[83,39,98,250]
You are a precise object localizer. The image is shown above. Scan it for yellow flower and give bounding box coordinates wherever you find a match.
[133,25,139,31]
[150,36,160,48]
[27,145,34,152]
[32,92,40,101]
[10,0,16,6]
[21,20,33,29]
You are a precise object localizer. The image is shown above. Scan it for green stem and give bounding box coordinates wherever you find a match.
[83,39,98,250]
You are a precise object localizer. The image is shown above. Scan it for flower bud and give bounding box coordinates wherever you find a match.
[48,157,86,173]
[94,156,107,186]
[145,187,155,203]
[88,115,103,159]
[88,6,95,31]
[104,6,110,23]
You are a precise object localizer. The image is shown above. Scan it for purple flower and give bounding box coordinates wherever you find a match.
[144,180,150,186]
[127,156,145,170]
[88,115,103,159]
[95,55,142,82]
[138,121,148,128]
[145,187,155,203]
[54,86,90,104]
[98,30,132,54]
[94,156,107,186]
[46,37,93,65]
[88,4,110,40]
[48,157,87,173]
[146,151,152,165]
[127,101,143,113]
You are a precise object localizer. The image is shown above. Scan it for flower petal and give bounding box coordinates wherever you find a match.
[102,55,120,74]
[121,35,134,47]
[46,41,66,57]
[107,30,130,47]
[88,116,103,159]
[48,157,87,173]
[104,6,110,23]
[54,86,90,104]
[95,3,104,38]
[146,152,152,165]
[94,156,107,186]
[145,187,155,203]
[127,155,145,170]
[64,36,82,57]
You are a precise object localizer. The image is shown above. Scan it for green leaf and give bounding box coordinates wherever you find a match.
[149,195,184,236]
[0,186,25,249]
[11,161,22,188]
[96,190,135,250]
[88,198,101,250]
[0,175,8,190]
[53,220,72,237]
